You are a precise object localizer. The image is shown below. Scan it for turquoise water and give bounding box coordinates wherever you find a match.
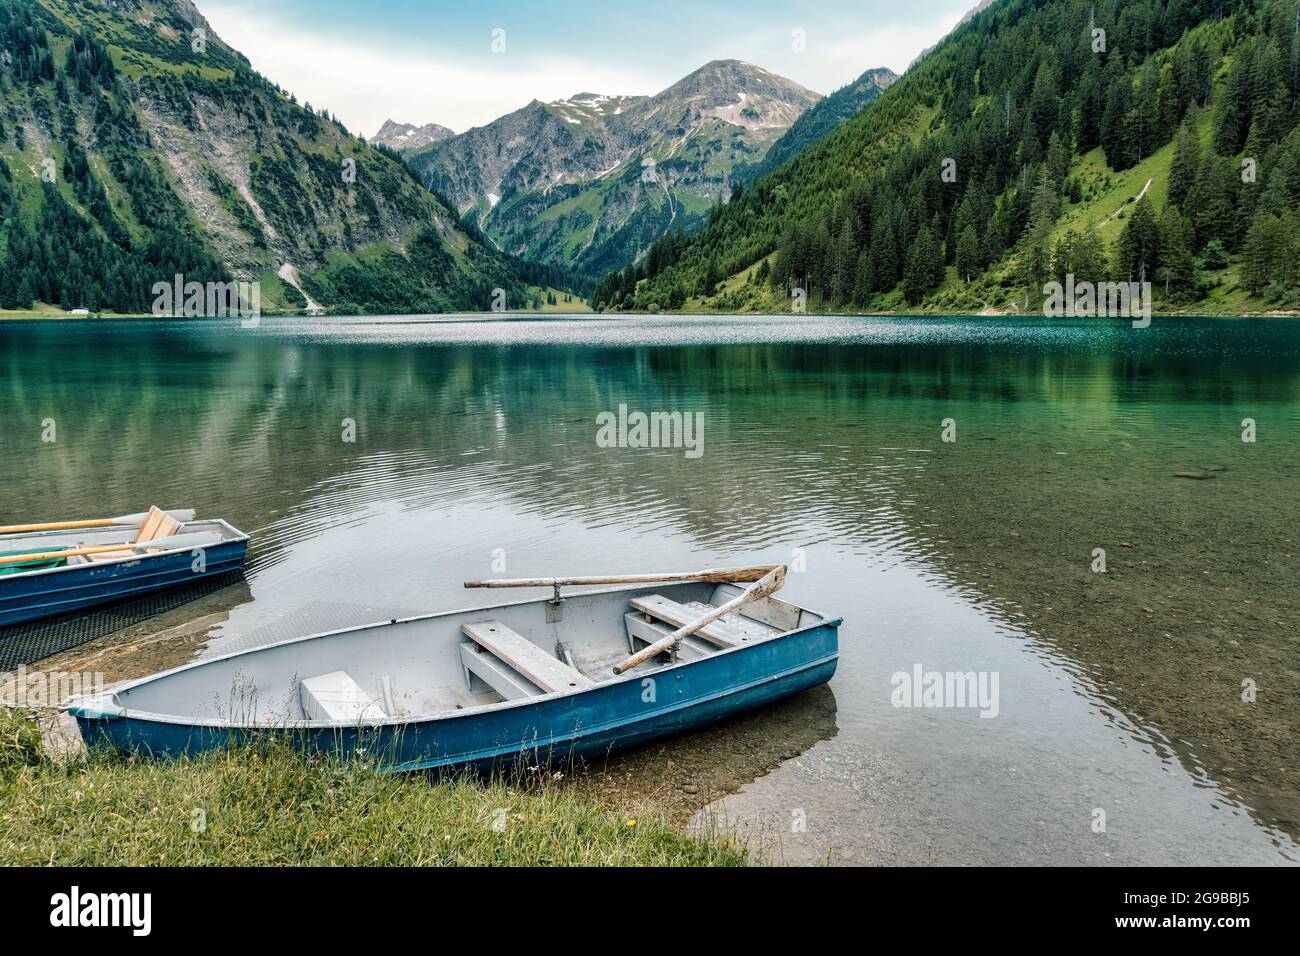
[1,313,1296,863]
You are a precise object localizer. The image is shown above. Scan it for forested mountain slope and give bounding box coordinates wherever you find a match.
[737,66,896,184]
[597,0,1300,315]
[0,0,556,315]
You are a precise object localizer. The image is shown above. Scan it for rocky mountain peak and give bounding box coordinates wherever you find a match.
[653,59,818,107]
[370,119,455,151]
[406,58,821,278]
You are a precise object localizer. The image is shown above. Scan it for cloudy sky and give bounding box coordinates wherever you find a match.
[201,0,974,138]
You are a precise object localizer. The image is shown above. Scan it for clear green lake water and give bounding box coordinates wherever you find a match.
[1,313,1296,864]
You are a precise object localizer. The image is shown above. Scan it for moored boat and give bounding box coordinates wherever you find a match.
[0,506,249,626]
[67,564,840,772]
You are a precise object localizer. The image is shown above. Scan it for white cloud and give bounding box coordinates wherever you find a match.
[712,3,973,92]
[820,6,975,83]
[202,2,664,136]
[200,1,971,136]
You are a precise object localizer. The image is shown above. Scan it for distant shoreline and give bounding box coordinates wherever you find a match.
[4,308,1297,321]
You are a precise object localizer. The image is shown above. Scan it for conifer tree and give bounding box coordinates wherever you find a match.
[1117,196,1161,283]
[1167,107,1201,209]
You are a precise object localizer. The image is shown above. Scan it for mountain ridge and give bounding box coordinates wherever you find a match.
[738,65,897,183]
[406,59,821,279]
[908,0,997,70]
[370,119,455,152]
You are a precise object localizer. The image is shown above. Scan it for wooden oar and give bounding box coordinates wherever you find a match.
[0,531,222,566]
[464,565,781,589]
[0,509,196,535]
[612,564,786,674]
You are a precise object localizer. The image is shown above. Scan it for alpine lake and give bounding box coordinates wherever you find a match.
[1,313,1296,865]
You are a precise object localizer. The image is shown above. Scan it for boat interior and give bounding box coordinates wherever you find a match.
[104,581,824,725]
[0,515,243,573]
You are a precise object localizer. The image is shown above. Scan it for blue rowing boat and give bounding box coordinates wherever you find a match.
[0,507,249,626]
[67,565,839,772]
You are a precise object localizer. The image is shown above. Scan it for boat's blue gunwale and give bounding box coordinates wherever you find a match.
[383,649,840,773]
[0,549,247,603]
[0,519,249,581]
[67,582,841,730]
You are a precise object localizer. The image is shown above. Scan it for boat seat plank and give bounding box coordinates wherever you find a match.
[628,594,745,647]
[682,600,778,640]
[136,505,181,544]
[87,505,185,563]
[85,549,136,563]
[300,670,386,722]
[711,584,803,631]
[459,643,546,701]
[461,620,593,694]
[624,612,711,662]
[135,508,165,544]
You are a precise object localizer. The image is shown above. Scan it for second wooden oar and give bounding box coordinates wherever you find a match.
[612,564,787,674]
[0,531,221,566]
[465,564,781,589]
[0,509,196,536]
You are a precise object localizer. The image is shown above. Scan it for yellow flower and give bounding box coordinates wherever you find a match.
[625,818,637,827]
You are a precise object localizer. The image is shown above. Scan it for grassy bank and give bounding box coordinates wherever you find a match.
[0,710,743,866]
